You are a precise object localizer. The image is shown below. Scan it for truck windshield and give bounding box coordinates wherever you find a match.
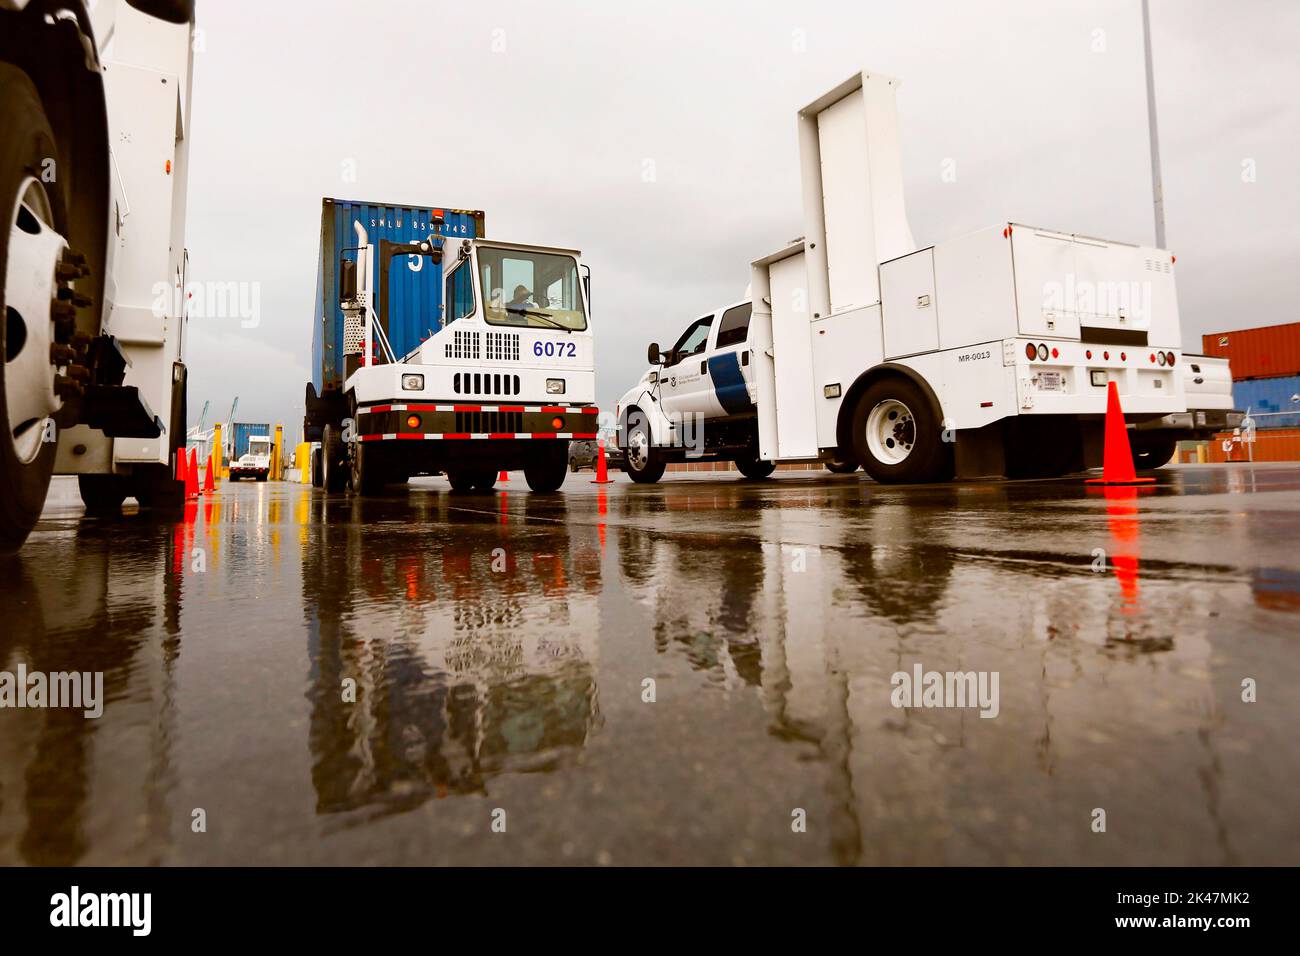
[479,248,587,331]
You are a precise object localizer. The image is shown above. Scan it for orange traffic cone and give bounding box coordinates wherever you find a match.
[1086,381,1155,486]
[498,470,509,482]
[185,447,200,498]
[591,438,614,484]
[203,454,215,495]
[176,449,188,486]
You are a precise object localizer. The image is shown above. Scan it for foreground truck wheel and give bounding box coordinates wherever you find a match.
[851,378,953,484]
[0,66,69,554]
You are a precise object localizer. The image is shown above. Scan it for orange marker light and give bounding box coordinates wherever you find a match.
[551,416,564,430]
[165,160,171,174]
[406,414,421,429]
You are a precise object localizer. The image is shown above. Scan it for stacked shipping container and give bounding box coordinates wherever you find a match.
[1203,321,1300,460]
[1202,322,1300,381]
[312,198,486,396]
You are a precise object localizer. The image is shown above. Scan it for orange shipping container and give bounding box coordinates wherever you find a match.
[1202,321,1300,381]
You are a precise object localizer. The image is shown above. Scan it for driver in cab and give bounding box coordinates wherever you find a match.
[504,284,535,324]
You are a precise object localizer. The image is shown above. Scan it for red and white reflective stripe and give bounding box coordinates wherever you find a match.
[360,431,598,442]
[359,403,599,415]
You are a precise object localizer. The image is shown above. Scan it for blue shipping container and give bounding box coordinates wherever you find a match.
[312,197,485,394]
[231,422,270,459]
[1235,374,1300,429]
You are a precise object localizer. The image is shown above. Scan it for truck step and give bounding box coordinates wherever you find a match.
[80,384,165,439]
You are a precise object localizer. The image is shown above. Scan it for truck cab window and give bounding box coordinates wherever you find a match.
[479,247,588,330]
[714,302,752,348]
[444,261,475,326]
[667,316,713,366]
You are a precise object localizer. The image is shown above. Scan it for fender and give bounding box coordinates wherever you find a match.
[836,362,946,453]
[619,389,674,448]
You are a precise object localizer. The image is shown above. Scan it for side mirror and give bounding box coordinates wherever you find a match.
[647,342,662,365]
[339,258,357,304]
[581,264,591,308]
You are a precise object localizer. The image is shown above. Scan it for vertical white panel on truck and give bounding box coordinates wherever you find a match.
[751,261,778,461]
[800,71,916,317]
[767,251,819,460]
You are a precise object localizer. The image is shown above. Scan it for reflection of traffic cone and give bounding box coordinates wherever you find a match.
[203,455,215,495]
[591,439,614,484]
[1086,381,1155,485]
[1103,485,1143,612]
[186,448,200,498]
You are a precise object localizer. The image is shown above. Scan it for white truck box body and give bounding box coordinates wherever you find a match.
[752,70,1192,464]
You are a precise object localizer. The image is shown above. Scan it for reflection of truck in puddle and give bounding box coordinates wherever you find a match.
[301,495,602,814]
[616,483,1269,863]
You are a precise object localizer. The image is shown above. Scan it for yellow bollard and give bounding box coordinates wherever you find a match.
[1196,442,1207,464]
[294,441,312,483]
[212,423,223,486]
[273,424,284,481]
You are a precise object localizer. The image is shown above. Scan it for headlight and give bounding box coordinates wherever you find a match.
[401,374,425,391]
[546,379,565,394]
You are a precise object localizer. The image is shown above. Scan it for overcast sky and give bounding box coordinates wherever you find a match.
[181,0,1300,432]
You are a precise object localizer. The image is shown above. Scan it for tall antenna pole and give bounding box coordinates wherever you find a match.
[1141,0,1167,248]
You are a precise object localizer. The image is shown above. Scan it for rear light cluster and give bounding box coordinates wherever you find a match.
[1030,344,1177,366]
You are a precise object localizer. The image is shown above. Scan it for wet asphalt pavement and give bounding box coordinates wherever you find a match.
[2,464,1298,866]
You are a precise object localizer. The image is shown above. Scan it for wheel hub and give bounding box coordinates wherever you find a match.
[865,399,915,466]
[627,426,649,470]
[5,177,71,464]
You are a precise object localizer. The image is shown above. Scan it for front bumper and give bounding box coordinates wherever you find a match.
[356,402,599,441]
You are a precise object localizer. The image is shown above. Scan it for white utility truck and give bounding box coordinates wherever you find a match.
[228,433,270,482]
[319,223,598,495]
[1,0,195,551]
[617,71,1238,483]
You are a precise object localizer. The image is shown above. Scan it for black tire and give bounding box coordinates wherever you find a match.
[826,456,858,474]
[256,472,267,482]
[472,471,498,491]
[321,424,347,492]
[0,65,68,554]
[1132,436,1177,470]
[311,446,323,487]
[78,474,130,512]
[524,444,568,492]
[622,408,666,484]
[350,441,387,496]
[734,454,776,480]
[851,377,953,484]
[569,458,580,472]
[446,470,477,493]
